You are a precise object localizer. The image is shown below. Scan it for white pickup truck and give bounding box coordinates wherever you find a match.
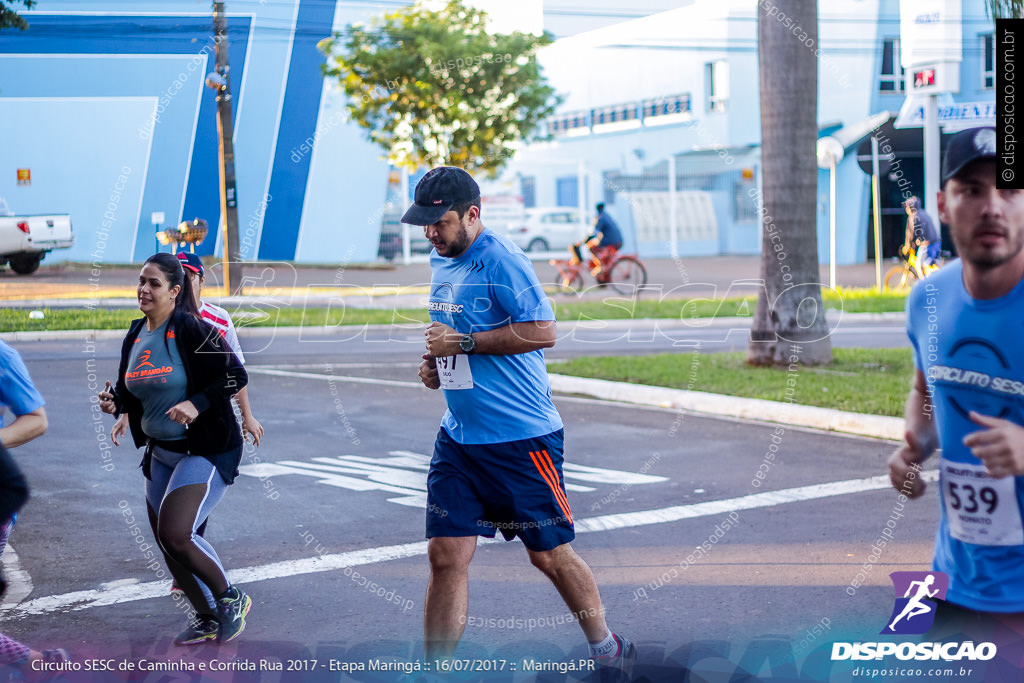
[0,198,75,274]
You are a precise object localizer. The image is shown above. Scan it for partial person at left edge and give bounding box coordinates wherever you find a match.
[0,340,70,678]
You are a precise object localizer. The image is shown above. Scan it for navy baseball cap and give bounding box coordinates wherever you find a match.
[177,251,204,276]
[400,166,480,226]
[942,127,997,187]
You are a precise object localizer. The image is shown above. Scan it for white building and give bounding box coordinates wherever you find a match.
[493,0,995,264]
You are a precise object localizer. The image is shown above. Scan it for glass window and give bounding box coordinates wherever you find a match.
[880,38,905,93]
[982,33,995,89]
[734,181,759,223]
[641,94,690,121]
[521,176,536,209]
[706,60,729,112]
[556,176,578,207]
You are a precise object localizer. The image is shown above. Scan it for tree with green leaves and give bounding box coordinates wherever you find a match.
[1,0,36,30]
[318,0,559,176]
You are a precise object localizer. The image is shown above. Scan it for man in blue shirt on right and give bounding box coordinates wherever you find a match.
[407,167,634,680]
[890,127,1024,625]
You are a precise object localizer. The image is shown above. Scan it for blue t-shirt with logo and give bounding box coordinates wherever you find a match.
[125,319,188,441]
[906,260,1024,611]
[428,229,563,444]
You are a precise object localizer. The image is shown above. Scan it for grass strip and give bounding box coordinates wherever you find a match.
[0,287,907,333]
[551,286,907,321]
[552,347,914,417]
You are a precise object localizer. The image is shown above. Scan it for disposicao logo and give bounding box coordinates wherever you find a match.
[882,571,948,635]
[831,571,997,663]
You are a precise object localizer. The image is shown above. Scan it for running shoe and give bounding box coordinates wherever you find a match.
[216,586,252,642]
[10,649,70,682]
[594,634,636,683]
[41,649,70,666]
[174,615,219,646]
[170,578,184,598]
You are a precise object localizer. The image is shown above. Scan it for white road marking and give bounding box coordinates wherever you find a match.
[576,471,938,533]
[252,362,420,370]
[246,367,421,389]
[0,545,33,606]
[0,470,937,619]
[237,452,667,508]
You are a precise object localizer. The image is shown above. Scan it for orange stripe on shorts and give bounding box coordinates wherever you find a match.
[529,450,573,525]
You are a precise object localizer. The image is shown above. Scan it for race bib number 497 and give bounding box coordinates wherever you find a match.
[437,355,473,390]
[941,459,1023,546]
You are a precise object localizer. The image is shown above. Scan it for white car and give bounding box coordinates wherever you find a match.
[502,207,590,252]
[0,198,74,274]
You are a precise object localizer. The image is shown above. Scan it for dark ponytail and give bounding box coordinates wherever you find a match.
[144,252,201,320]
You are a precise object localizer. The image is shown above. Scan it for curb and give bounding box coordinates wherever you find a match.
[547,373,903,441]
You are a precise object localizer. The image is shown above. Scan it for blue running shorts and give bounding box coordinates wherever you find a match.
[426,428,574,552]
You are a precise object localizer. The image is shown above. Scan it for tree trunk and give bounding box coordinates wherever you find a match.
[747,0,832,366]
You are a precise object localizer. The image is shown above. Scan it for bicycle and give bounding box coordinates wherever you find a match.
[550,244,648,296]
[883,242,941,290]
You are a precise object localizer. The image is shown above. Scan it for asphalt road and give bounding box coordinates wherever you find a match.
[0,328,991,683]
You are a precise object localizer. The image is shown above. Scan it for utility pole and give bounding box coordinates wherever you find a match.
[211,1,240,294]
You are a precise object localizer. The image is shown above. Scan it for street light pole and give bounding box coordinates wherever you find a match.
[212,1,240,294]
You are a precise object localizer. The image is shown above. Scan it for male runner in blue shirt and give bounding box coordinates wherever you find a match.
[890,127,1024,622]
[407,167,634,679]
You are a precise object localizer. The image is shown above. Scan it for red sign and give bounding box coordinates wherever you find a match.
[913,68,936,88]
[16,169,30,186]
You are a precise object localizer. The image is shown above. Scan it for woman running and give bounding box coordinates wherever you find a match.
[98,253,251,645]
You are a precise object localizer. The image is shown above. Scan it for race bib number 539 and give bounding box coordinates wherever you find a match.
[941,459,1023,546]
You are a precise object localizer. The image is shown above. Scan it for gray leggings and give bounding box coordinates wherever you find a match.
[145,446,229,615]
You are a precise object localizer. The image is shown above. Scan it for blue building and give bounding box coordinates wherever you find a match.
[0,0,393,264]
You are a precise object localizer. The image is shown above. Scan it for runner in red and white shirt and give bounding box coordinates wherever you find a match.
[199,301,245,365]
[177,252,263,445]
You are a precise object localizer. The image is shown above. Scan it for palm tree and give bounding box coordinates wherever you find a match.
[988,1,1023,17]
[747,0,832,366]
[1,1,37,30]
